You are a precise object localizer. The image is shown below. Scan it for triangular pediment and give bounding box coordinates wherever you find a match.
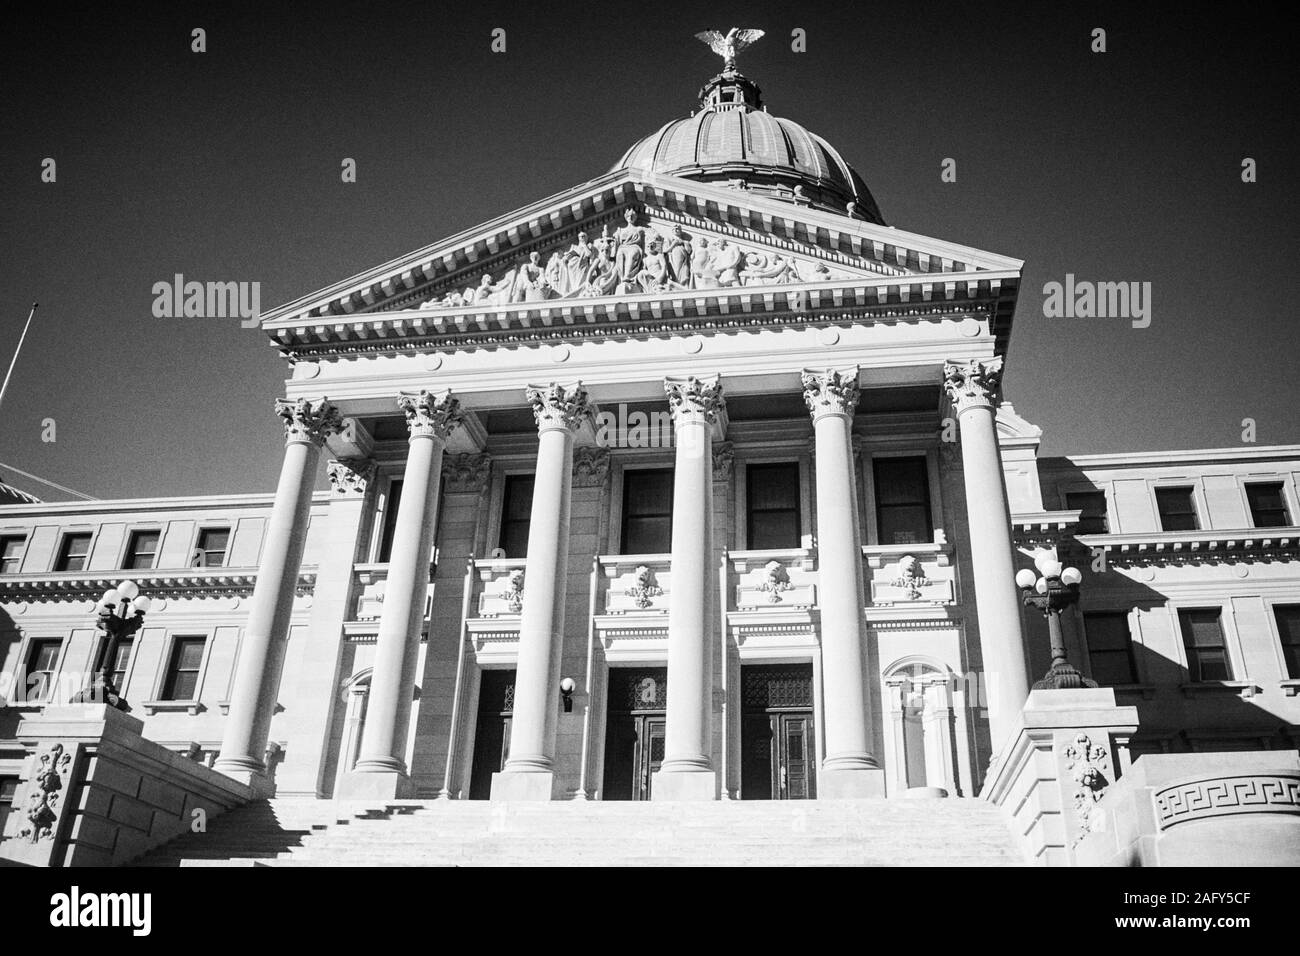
[261,168,1024,330]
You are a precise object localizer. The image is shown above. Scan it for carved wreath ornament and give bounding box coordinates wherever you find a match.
[18,743,72,843]
[759,561,793,603]
[500,569,525,613]
[1062,733,1111,846]
[891,555,931,600]
[626,565,663,608]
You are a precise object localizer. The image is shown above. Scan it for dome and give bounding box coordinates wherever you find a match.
[611,70,885,224]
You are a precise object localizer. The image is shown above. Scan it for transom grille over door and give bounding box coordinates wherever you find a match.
[741,663,816,800]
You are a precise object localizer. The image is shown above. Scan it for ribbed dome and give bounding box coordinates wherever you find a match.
[611,71,884,224]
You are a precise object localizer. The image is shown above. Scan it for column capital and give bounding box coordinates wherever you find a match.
[801,367,860,420]
[327,457,376,497]
[942,357,1003,414]
[397,389,464,440]
[442,452,492,493]
[526,382,591,433]
[276,397,343,446]
[664,375,725,427]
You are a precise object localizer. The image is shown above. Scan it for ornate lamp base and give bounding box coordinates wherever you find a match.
[69,675,131,713]
[1032,659,1098,691]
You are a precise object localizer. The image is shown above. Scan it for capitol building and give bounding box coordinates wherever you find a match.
[2,36,1298,867]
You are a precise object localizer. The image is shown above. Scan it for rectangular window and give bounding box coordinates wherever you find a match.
[0,534,26,574]
[1275,605,1300,680]
[123,529,160,570]
[874,456,933,545]
[1178,609,1232,682]
[161,637,206,701]
[1083,612,1137,685]
[24,638,63,701]
[622,469,674,555]
[0,777,18,836]
[1065,490,1109,535]
[1155,487,1199,532]
[1245,483,1290,528]
[54,532,92,572]
[194,527,230,568]
[747,463,801,550]
[377,479,404,563]
[97,635,134,690]
[499,475,535,558]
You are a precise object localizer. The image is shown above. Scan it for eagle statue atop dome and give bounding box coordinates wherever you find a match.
[694,27,765,73]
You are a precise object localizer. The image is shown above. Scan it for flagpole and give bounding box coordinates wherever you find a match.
[0,302,38,413]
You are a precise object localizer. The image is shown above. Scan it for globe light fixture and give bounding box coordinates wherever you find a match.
[1016,557,1096,690]
[70,580,151,712]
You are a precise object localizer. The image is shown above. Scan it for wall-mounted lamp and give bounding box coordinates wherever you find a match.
[559,677,576,713]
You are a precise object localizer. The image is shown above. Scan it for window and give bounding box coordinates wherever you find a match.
[1155,487,1199,532]
[377,479,404,563]
[1246,483,1290,528]
[97,635,134,690]
[123,529,160,570]
[1065,491,1109,535]
[193,527,230,568]
[621,469,673,554]
[0,777,18,836]
[24,638,63,701]
[161,637,206,700]
[54,532,92,572]
[874,457,932,545]
[0,534,25,574]
[498,475,535,558]
[1275,605,1300,679]
[747,463,801,550]
[1178,609,1232,682]
[1083,612,1137,685]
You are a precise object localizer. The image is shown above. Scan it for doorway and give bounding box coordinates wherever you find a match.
[602,667,667,800]
[740,663,816,800]
[468,669,515,799]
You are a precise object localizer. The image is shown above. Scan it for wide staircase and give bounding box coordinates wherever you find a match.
[134,797,1023,866]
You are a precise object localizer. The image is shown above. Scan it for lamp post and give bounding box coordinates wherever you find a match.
[70,579,151,712]
[1015,555,1095,690]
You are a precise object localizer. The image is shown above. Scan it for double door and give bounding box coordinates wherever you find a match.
[741,664,816,800]
[602,667,667,801]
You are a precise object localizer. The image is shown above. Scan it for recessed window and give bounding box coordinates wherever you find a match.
[1065,491,1109,535]
[123,530,160,570]
[377,479,404,563]
[193,527,230,568]
[747,462,801,550]
[499,475,535,558]
[1245,483,1290,528]
[24,638,63,701]
[0,777,18,836]
[622,469,674,555]
[1155,487,1199,532]
[97,635,134,691]
[54,532,92,572]
[1275,605,1300,680]
[0,535,25,574]
[161,637,206,701]
[1083,612,1137,685]
[1178,609,1232,682]
[874,456,932,545]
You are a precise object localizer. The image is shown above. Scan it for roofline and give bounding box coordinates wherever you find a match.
[1039,445,1300,469]
[0,489,333,517]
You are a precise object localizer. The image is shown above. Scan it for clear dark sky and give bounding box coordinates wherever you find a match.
[2,1,1296,501]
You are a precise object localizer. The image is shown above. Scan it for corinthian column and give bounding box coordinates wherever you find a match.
[803,368,885,798]
[216,398,342,791]
[942,357,1029,757]
[653,375,724,801]
[491,382,589,801]
[339,389,462,799]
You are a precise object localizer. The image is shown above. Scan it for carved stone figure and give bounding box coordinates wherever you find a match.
[626,565,664,608]
[636,237,678,293]
[691,237,719,288]
[582,241,619,297]
[19,743,72,843]
[891,554,932,599]
[740,251,800,284]
[663,224,693,285]
[759,560,794,603]
[711,239,743,286]
[614,207,648,293]
[694,27,766,73]
[512,251,549,302]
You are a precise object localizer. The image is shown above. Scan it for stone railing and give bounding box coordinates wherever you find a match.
[599,555,673,614]
[0,705,252,866]
[728,548,817,609]
[351,562,435,622]
[1074,751,1300,866]
[862,541,955,605]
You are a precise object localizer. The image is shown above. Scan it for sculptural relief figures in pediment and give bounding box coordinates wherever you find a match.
[419,209,855,309]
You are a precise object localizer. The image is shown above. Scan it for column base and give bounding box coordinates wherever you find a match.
[214,766,275,798]
[651,768,718,801]
[818,767,887,799]
[490,770,556,801]
[335,768,415,800]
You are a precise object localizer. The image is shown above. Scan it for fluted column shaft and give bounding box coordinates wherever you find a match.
[943,358,1030,756]
[803,368,885,798]
[653,375,723,801]
[492,383,588,801]
[216,398,341,789]
[341,391,461,797]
